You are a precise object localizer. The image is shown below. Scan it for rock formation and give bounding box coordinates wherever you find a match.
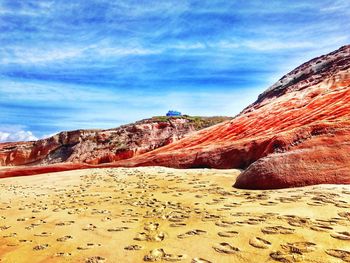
[0,116,230,166]
[113,45,350,189]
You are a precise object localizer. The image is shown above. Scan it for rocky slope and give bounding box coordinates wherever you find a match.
[1,45,349,189]
[112,45,350,189]
[0,116,230,166]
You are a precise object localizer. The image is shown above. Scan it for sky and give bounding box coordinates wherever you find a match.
[1,0,350,142]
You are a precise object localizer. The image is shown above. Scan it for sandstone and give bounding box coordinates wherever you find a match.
[0,116,230,166]
[114,45,350,189]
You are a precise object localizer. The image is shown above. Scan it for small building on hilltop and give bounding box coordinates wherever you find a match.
[166,110,182,117]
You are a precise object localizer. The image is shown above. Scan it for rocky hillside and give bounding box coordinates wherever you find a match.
[0,116,230,166]
[112,45,350,189]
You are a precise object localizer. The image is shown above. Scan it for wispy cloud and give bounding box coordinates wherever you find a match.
[0,130,38,143]
[0,0,349,141]
[1,47,84,64]
[96,47,161,57]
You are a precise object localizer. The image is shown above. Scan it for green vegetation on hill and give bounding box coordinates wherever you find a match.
[151,115,231,130]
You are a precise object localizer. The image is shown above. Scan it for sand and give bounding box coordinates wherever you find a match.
[0,167,349,263]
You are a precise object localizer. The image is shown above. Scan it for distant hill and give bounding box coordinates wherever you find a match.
[0,116,231,166]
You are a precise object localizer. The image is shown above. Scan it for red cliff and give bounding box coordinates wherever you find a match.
[0,116,230,166]
[113,45,350,189]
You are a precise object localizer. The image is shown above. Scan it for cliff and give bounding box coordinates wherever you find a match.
[113,45,350,189]
[0,116,230,166]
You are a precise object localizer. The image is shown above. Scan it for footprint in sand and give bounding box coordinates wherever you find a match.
[278,215,310,227]
[143,249,165,261]
[280,242,317,253]
[269,251,304,262]
[215,220,236,228]
[57,235,73,242]
[55,252,72,257]
[17,216,35,221]
[163,253,187,261]
[167,211,190,222]
[244,218,265,225]
[83,224,97,231]
[191,258,212,263]
[134,232,165,242]
[33,244,49,251]
[122,219,139,223]
[144,222,159,231]
[335,202,350,208]
[201,214,221,222]
[56,220,75,226]
[342,190,350,195]
[0,225,11,230]
[249,237,271,249]
[217,207,233,211]
[223,202,241,208]
[85,256,106,263]
[143,248,186,262]
[177,229,207,239]
[325,249,350,262]
[77,243,102,250]
[19,239,32,243]
[306,201,325,207]
[124,244,143,250]
[212,242,240,254]
[6,239,19,247]
[287,218,310,227]
[3,233,17,238]
[309,224,333,232]
[276,197,300,203]
[338,212,350,220]
[34,232,53,237]
[169,223,186,227]
[217,231,239,237]
[107,226,129,232]
[330,231,350,240]
[260,201,278,206]
[261,226,295,234]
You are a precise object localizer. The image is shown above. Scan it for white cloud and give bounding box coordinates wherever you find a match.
[97,47,161,56]
[0,44,162,65]
[169,42,206,50]
[210,39,315,51]
[110,1,189,16]
[320,0,350,13]
[3,35,344,66]
[0,130,38,143]
[242,40,315,51]
[0,47,85,65]
[0,79,122,102]
[41,132,58,139]
[0,1,53,17]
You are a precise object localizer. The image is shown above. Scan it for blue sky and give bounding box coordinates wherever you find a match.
[1,0,350,141]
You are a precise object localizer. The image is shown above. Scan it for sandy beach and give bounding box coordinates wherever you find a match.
[0,167,349,263]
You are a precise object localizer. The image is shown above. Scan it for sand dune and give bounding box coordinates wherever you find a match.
[0,167,349,262]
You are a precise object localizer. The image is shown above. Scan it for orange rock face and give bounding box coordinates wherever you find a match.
[0,117,229,167]
[113,45,350,189]
[1,45,350,189]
